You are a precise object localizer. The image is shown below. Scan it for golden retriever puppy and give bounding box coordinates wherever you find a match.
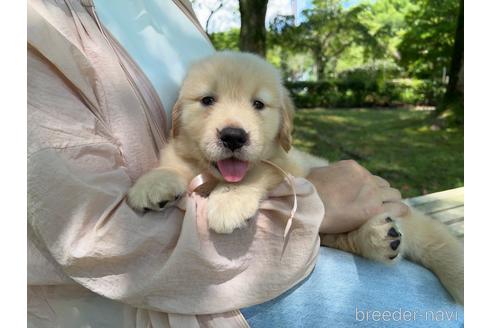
[127,51,463,304]
[128,51,310,233]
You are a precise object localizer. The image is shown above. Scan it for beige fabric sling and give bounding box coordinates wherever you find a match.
[27,1,325,326]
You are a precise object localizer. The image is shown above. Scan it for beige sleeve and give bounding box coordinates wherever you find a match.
[27,0,324,318]
[27,46,183,305]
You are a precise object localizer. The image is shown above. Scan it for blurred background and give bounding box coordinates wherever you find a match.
[191,0,464,197]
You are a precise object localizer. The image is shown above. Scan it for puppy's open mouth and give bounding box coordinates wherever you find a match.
[213,158,249,183]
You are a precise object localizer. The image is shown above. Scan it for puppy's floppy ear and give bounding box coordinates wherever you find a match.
[278,86,295,152]
[171,99,182,138]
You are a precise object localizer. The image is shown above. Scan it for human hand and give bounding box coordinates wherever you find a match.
[306,160,409,234]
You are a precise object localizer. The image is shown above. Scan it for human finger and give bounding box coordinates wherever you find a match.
[382,201,410,218]
[372,175,390,187]
[380,187,402,202]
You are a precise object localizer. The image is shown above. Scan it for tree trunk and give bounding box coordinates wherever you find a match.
[437,0,464,123]
[239,0,268,57]
[315,52,326,81]
[280,49,288,79]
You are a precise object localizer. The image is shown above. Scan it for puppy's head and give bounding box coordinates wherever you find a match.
[172,51,294,182]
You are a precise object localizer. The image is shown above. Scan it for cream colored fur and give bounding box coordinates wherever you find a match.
[127,51,463,304]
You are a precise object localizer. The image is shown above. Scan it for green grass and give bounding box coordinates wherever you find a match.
[292,108,464,198]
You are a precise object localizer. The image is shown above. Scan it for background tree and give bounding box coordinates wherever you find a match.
[201,0,463,114]
[239,0,269,57]
[271,0,384,80]
[358,0,417,61]
[194,0,464,195]
[205,1,225,36]
[398,0,460,80]
[191,0,238,37]
[438,0,464,124]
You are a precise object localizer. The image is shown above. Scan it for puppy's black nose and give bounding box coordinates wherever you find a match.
[219,127,248,151]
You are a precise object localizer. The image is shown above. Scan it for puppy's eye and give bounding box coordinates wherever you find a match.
[252,100,265,110]
[201,96,215,106]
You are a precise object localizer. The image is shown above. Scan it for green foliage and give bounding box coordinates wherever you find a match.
[293,108,463,197]
[270,0,382,80]
[209,28,240,51]
[206,0,459,112]
[285,62,445,108]
[358,0,417,59]
[338,61,402,91]
[334,45,365,72]
[398,0,460,79]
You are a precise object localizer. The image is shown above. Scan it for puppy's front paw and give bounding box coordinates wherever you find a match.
[127,169,186,212]
[207,190,260,234]
[356,213,403,263]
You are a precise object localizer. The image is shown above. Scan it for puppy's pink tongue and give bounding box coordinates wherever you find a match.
[217,159,249,182]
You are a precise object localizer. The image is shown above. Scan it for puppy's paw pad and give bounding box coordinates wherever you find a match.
[385,218,403,254]
[387,226,400,237]
[357,214,403,263]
